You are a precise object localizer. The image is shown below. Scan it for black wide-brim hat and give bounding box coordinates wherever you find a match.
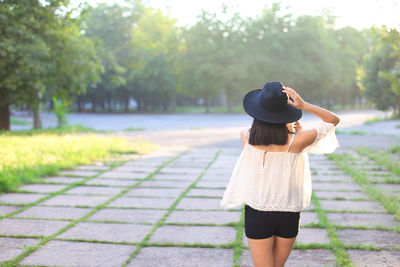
[243,81,302,123]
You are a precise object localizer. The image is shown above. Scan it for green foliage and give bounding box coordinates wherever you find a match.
[0,0,101,130]
[358,27,400,114]
[4,1,400,117]
[52,96,69,127]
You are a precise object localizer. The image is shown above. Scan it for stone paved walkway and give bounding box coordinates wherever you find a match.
[1,133,400,266]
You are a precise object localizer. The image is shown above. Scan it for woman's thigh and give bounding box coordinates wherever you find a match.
[247,235,276,267]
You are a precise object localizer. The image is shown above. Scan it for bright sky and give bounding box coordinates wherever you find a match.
[81,0,400,30]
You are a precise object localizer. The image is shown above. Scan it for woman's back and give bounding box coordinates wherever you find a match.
[220,121,339,212]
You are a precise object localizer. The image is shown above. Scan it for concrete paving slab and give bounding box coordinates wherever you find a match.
[41,195,109,207]
[76,165,110,171]
[140,180,192,188]
[59,170,98,177]
[128,246,233,267]
[42,176,85,184]
[300,212,320,225]
[20,240,135,267]
[108,197,175,209]
[196,180,228,189]
[0,205,22,215]
[176,197,230,211]
[240,249,336,267]
[205,170,234,176]
[170,162,208,168]
[18,184,68,193]
[327,212,399,228]
[98,171,148,179]
[59,222,152,243]
[111,166,154,173]
[312,182,362,191]
[16,206,91,220]
[165,210,241,224]
[148,225,236,245]
[65,186,123,196]
[304,202,315,211]
[314,191,369,200]
[312,175,352,182]
[371,183,400,193]
[319,200,385,212]
[160,167,204,175]
[152,173,198,181]
[88,208,165,224]
[337,229,400,248]
[295,228,330,245]
[0,237,39,262]
[201,174,231,181]
[187,188,225,198]
[126,188,183,198]
[0,218,69,236]
[347,249,400,267]
[0,193,47,205]
[86,178,138,187]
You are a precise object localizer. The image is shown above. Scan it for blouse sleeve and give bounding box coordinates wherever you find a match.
[302,121,339,154]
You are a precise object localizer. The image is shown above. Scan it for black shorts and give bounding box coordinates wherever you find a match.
[244,204,301,239]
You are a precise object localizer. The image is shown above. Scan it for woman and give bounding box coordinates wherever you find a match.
[220,81,340,267]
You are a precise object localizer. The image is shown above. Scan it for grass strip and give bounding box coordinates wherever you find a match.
[356,147,400,177]
[311,192,354,266]
[122,149,224,266]
[4,150,185,266]
[328,153,400,222]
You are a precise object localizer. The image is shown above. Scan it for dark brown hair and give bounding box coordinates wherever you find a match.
[248,118,294,146]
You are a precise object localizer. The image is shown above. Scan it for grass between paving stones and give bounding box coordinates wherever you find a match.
[122,150,247,267]
[121,150,230,266]
[0,132,157,192]
[3,150,186,266]
[356,147,400,177]
[0,165,116,220]
[328,153,400,223]
[310,192,354,266]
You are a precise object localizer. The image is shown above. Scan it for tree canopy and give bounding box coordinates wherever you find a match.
[1,1,399,130]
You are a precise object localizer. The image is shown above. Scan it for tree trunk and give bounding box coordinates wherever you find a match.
[33,105,42,129]
[225,87,233,113]
[92,93,97,112]
[107,93,112,113]
[0,99,10,131]
[204,97,210,113]
[162,91,168,112]
[170,90,176,112]
[124,98,129,113]
[77,95,83,112]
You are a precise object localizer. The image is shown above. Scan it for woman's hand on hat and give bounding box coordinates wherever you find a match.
[282,86,305,109]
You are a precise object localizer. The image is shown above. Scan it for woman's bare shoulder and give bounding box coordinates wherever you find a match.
[290,129,318,152]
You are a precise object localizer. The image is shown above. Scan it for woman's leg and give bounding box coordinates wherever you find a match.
[247,235,276,267]
[272,235,296,267]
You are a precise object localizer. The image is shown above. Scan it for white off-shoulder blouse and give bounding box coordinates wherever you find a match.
[220,121,339,212]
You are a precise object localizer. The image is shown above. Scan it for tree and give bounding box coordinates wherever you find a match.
[128,7,181,112]
[358,27,399,113]
[0,0,100,130]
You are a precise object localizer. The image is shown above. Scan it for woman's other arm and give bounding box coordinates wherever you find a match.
[282,86,340,151]
[282,87,340,126]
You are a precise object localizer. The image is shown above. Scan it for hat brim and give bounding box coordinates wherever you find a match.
[243,89,302,123]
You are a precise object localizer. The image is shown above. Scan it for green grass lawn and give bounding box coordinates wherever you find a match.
[0,129,158,193]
